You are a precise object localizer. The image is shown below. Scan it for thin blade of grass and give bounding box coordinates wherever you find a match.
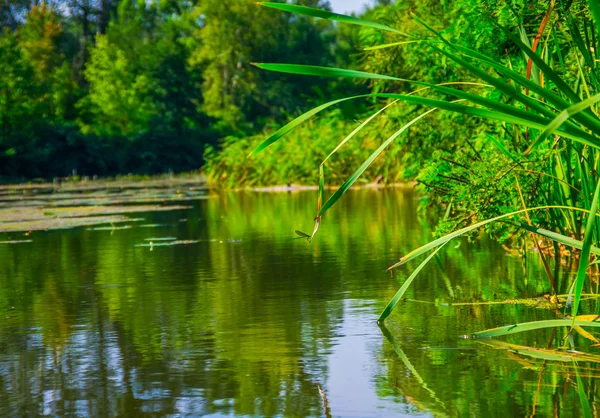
[527,92,600,153]
[364,40,431,50]
[389,205,599,270]
[472,319,600,338]
[378,244,446,323]
[509,221,600,257]
[258,2,407,35]
[254,62,595,142]
[589,0,600,36]
[318,106,439,217]
[252,63,405,81]
[251,92,600,158]
[572,178,600,322]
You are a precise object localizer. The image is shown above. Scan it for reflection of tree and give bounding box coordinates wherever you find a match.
[1,189,420,415]
[2,188,585,416]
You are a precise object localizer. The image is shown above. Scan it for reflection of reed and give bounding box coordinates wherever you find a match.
[317,384,332,418]
[378,323,447,413]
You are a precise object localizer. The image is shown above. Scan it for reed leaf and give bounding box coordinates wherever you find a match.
[527,92,600,153]
[258,2,406,34]
[252,63,405,81]
[472,319,600,338]
[378,244,445,323]
[572,178,600,322]
[479,339,600,363]
[576,365,593,418]
[250,92,600,156]
[509,222,600,256]
[318,107,439,217]
[389,205,597,270]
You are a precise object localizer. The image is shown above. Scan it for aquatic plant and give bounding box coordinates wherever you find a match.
[250,0,600,349]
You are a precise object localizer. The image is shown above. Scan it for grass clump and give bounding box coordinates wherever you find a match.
[249,0,600,366]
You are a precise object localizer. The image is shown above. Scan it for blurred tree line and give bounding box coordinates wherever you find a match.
[0,0,362,180]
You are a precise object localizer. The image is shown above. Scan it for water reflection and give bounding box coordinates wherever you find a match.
[0,188,596,416]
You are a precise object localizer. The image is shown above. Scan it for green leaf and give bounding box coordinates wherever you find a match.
[252,63,405,81]
[509,222,600,256]
[250,92,600,156]
[388,205,597,270]
[258,2,407,35]
[480,339,600,363]
[528,92,600,153]
[378,244,445,323]
[318,106,439,217]
[589,0,600,38]
[572,178,600,321]
[472,319,600,338]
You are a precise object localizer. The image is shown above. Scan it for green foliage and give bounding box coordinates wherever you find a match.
[204,111,403,188]
[0,0,364,179]
[247,0,600,339]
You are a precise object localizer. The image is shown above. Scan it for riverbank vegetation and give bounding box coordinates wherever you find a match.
[248,0,600,364]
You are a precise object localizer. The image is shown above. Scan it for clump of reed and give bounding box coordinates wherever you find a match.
[251,1,600,349]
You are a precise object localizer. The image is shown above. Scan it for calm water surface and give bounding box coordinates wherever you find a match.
[0,188,596,417]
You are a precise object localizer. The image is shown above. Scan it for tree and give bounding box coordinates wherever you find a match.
[190,0,339,127]
[0,30,37,137]
[18,3,75,121]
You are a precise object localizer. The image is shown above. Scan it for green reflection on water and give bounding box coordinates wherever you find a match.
[0,188,597,417]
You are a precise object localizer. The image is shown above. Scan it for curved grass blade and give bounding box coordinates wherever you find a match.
[378,244,446,323]
[454,44,600,134]
[252,63,405,82]
[472,319,600,338]
[323,101,397,164]
[318,106,439,217]
[388,205,599,271]
[254,63,593,141]
[364,40,432,50]
[509,222,600,256]
[590,0,600,36]
[249,95,367,155]
[527,92,600,153]
[312,102,397,242]
[250,92,600,156]
[572,178,600,322]
[258,2,407,35]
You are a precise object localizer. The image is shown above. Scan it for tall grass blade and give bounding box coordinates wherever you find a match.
[479,339,600,363]
[589,0,600,36]
[572,178,600,322]
[251,90,600,154]
[378,244,445,323]
[527,92,600,153]
[472,319,600,338]
[389,205,595,270]
[318,107,439,217]
[249,95,366,155]
[252,63,405,81]
[509,222,600,256]
[258,2,406,35]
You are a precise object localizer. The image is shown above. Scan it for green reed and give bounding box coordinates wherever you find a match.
[251,1,600,342]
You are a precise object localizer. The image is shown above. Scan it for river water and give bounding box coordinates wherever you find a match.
[0,187,595,417]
